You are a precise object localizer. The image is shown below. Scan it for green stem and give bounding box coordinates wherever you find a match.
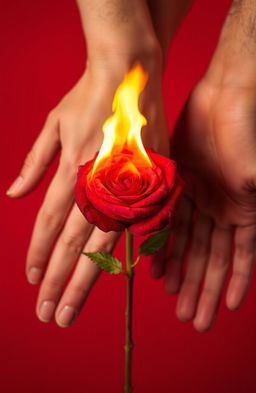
[124,229,134,393]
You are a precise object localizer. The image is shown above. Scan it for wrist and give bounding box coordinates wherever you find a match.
[205,0,256,89]
[205,46,256,90]
[78,0,162,74]
[86,35,162,80]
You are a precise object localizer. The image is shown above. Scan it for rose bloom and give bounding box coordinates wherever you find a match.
[75,148,183,236]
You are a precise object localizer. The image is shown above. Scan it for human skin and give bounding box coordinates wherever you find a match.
[6,0,190,328]
[155,0,256,332]
[9,0,255,334]
[147,0,193,63]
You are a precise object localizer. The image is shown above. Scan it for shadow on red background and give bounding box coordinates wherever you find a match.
[1,1,256,392]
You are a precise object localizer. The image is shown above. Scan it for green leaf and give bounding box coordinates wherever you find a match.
[81,252,123,274]
[139,229,172,256]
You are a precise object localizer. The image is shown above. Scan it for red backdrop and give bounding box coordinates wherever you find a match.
[1,1,256,392]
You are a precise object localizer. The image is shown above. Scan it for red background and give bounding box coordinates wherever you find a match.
[1,1,256,392]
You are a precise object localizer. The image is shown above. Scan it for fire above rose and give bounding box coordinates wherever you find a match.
[75,62,183,235]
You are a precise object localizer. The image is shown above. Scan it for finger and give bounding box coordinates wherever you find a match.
[193,225,233,332]
[176,213,212,322]
[55,228,121,328]
[226,224,256,310]
[151,195,192,279]
[26,161,76,284]
[35,204,93,323]
[162,196,193,293]
[6,113,60,197]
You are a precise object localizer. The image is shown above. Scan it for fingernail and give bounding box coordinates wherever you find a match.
[193,317,206,332]
[27,267,43,284]
[194,314,211,333]
[6,176,23,196]
[227,291,239,310]
[57,305,78,328]
[177,301,192,321]
[38,300,55,323]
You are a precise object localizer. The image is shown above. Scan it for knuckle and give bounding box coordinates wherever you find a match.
[210,248,230,268]
[68,283,88,299]
[59,154,82,176]
[44,275,61,290]
[235,242,254,259]
[184,276,200,288]
[85,240,114,255]
[233,270,250,281]
[39,207,62,232]
[202,286,214,297]
[61,233,84,253]
[191,235,208,257]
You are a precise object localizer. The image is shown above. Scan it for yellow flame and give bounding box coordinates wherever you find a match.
[92,62,152,174]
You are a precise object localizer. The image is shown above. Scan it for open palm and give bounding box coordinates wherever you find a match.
[162,77,256,331]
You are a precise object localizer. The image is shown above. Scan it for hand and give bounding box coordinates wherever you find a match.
[6,0,194,328]
[6,48,170,327]
[155,77,256,332]
[151,0,256,332]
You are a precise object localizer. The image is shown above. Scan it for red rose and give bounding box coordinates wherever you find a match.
[75,148,183,236]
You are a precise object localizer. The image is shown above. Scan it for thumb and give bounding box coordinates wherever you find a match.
[6,113,60,198]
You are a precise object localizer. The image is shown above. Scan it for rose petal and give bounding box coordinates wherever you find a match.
[83,198,125,232]
[75,148,184,235]
[128,176,184,235]
[75,160,93,212]
[75,165,125,232]
[146,148,176,189]
[131,167,168,207]
[87,182,161,222]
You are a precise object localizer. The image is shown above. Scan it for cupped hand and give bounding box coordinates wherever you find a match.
[7,58,169,327]
[153,77,256,332]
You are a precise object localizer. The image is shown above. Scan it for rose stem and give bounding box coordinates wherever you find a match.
[124,229,134,393]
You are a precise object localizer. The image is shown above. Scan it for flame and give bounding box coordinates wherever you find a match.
[92,62,152,175]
